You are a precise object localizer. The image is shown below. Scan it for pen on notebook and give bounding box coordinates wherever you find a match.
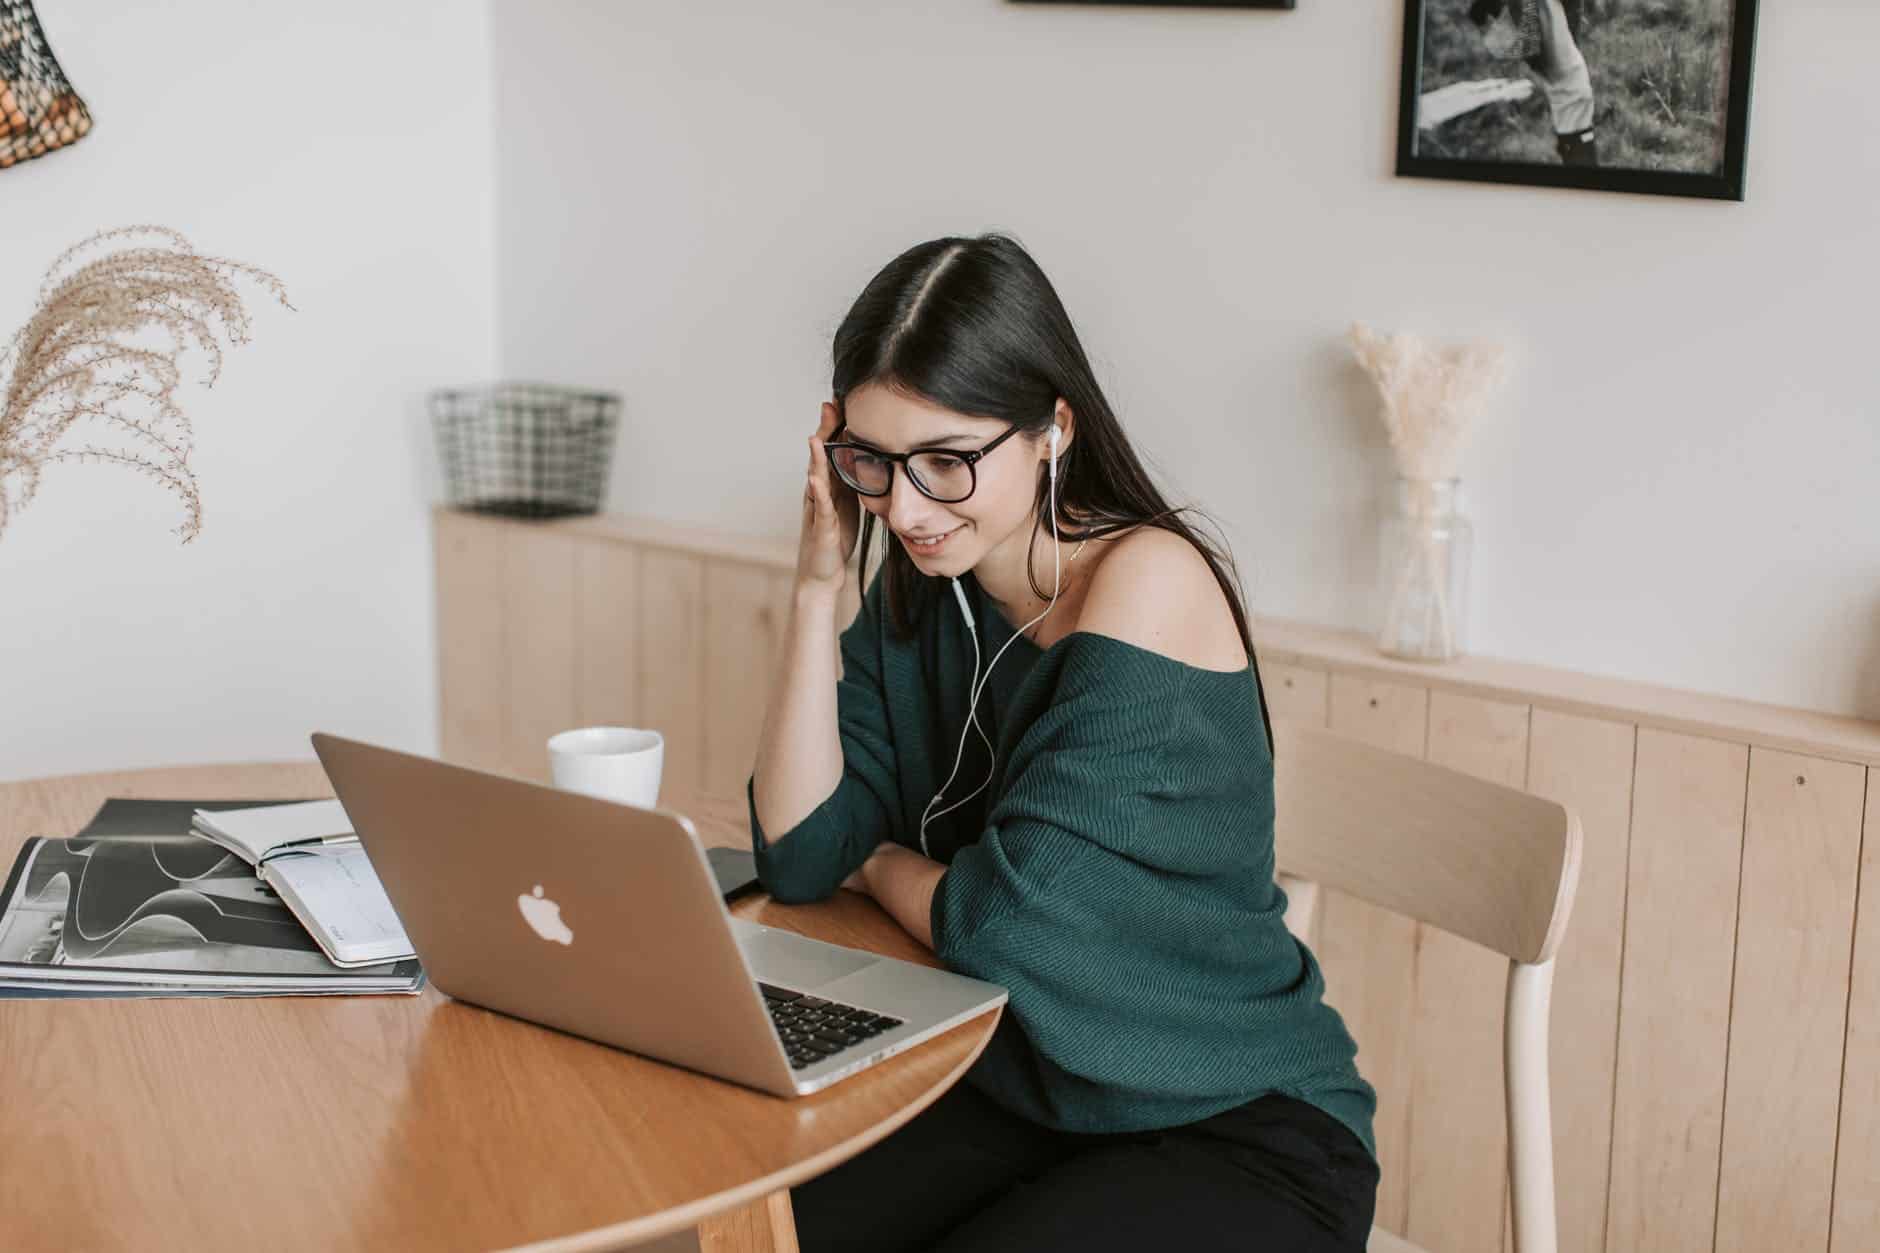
[254,834,357,868]
[270,834,358,852]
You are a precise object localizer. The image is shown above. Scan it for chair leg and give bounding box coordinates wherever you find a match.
[1504,960,1559,1253]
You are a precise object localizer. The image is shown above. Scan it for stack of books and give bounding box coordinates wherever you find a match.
[0,797,423,998]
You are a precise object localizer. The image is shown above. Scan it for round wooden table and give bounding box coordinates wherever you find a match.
[0,762,1001,1253]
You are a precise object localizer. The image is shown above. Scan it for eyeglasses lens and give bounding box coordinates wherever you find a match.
[831,448,974,502]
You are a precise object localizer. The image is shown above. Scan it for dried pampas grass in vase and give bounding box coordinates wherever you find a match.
[1348,322,1510,661]
[0,224,293,544]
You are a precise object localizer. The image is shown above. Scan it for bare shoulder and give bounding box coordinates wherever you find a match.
[1078,527,1249,672]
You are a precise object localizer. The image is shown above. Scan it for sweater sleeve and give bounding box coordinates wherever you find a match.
[746,569,903,904]
[929,638,1306,1116]
[929,646,1204,944]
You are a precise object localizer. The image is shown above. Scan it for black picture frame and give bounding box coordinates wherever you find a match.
[1395,1,1760,201]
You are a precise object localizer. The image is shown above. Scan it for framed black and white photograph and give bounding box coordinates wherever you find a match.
[1396,1,1760,200]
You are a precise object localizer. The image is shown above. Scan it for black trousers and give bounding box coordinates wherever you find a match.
[789,1079,1378,1252]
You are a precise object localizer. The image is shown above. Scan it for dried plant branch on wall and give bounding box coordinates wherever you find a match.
[0,225,294,543]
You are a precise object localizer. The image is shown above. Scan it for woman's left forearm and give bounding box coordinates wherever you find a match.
[862,843,944,951]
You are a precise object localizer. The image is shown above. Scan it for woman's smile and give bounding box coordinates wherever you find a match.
[901,524,963,555]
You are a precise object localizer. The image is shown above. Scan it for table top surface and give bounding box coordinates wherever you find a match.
[0,761,1000,1253]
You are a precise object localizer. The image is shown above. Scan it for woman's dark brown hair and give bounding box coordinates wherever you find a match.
[829,230,1274,755]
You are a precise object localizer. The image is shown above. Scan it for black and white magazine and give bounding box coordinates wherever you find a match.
[0,799,423,997]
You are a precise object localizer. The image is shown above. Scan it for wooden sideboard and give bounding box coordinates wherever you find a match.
[433,505,1879,1253]
[434,506,859,799]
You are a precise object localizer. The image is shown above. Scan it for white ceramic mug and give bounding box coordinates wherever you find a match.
[547,726,664,808]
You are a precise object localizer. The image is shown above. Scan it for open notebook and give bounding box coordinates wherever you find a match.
[192,801,414,968]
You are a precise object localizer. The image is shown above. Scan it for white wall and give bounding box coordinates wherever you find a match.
[4,2,1869,785]
[0,2,496,782]
[491,0,1880,719]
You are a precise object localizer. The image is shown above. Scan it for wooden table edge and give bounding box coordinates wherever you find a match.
[501,1004,1004,1253]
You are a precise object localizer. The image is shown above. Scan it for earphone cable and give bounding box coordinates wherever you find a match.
[919,422,1069,855]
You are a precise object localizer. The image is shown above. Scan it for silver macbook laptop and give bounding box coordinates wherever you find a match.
[310,732,1007,1096]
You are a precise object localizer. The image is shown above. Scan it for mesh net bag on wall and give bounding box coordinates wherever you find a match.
[430,383,622,519]
[0,0,93,170]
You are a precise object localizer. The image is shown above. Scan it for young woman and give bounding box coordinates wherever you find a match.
[747,233,1378,1252]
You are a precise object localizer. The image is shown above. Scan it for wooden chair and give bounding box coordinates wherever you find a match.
[1271,722,1583,1253]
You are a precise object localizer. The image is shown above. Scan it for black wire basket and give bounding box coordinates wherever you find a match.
[430,382,621,519]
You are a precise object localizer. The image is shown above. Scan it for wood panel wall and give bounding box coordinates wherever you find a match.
[437,510,856,796]
[434,509,1879,1253]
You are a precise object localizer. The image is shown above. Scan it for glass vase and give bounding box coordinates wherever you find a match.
[1376,476,1473,662]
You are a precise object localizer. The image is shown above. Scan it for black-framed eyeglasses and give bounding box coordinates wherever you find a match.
[822,420,1027,504]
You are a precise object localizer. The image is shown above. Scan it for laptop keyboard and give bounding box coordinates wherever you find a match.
[759,982,906,1071]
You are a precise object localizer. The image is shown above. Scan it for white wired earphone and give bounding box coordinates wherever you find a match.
[917,421,1067,858]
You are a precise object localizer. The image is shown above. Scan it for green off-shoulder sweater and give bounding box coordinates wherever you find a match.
[745,566,1377,1159]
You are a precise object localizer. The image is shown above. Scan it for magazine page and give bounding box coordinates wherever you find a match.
[77,797,313,838]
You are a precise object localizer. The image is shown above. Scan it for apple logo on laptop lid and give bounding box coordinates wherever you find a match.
[518,884,574,946]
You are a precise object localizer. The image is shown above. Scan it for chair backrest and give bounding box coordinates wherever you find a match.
[1271,721,1583,1253]
[1271,721,1582,967]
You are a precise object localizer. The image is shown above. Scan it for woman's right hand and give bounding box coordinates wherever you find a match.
[797,400,860,591]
